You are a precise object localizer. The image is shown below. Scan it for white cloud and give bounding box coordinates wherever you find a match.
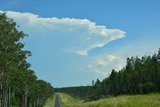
[0,11,127,78]
[86,55,126,76]
[2,11,126,56]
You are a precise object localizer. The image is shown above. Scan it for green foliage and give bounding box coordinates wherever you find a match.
[137,82,156,94]
[0,12,54,107]
[56,48,160,101]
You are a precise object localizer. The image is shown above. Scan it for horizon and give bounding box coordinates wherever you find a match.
[1,0,160,87]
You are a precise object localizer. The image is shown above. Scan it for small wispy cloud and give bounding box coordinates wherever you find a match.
[2,10,126,56]
[86,54,126,76]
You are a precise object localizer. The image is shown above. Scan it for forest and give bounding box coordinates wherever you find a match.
[56,48,160,101]
[0,13,54,107]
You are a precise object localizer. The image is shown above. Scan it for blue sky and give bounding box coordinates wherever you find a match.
[0,0,160,87]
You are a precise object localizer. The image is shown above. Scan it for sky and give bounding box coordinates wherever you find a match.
[0,0,160,87]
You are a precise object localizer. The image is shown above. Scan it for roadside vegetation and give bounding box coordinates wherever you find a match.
[58,93,84,107]
[58,92,160,107]
[56,48,160,101]
[44,95,55,107]
[0,13,54,107]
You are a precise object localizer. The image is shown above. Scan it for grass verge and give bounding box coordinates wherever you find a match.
[58,93,160,107]
[44,95,55,107]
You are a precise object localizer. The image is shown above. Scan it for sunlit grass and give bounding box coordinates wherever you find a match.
[57,92,84,107]
[58,93,160,107]
[44,95,55,107]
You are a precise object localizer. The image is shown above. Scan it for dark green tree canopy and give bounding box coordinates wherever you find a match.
[0,12,54,107]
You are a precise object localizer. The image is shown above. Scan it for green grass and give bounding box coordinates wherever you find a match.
[58,93,160,107]
[57,92,84,107]
[44,95,55,107]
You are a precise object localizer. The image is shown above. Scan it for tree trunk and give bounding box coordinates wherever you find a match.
[24,95,27,107]
[8,86,11,107]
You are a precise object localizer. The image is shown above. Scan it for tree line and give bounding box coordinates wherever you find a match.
[0,13,54,107]
[56,48,160,101]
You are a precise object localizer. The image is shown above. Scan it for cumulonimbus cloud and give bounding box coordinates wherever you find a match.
[1,10,126,56]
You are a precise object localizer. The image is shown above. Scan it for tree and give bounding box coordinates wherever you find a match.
[0,12,29,107]
[0,12,54,107]
[56,48,160,101]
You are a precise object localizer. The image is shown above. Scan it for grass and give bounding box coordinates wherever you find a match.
[44,95,55,107]
[57,92,84,107]
[58,92,160,107]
